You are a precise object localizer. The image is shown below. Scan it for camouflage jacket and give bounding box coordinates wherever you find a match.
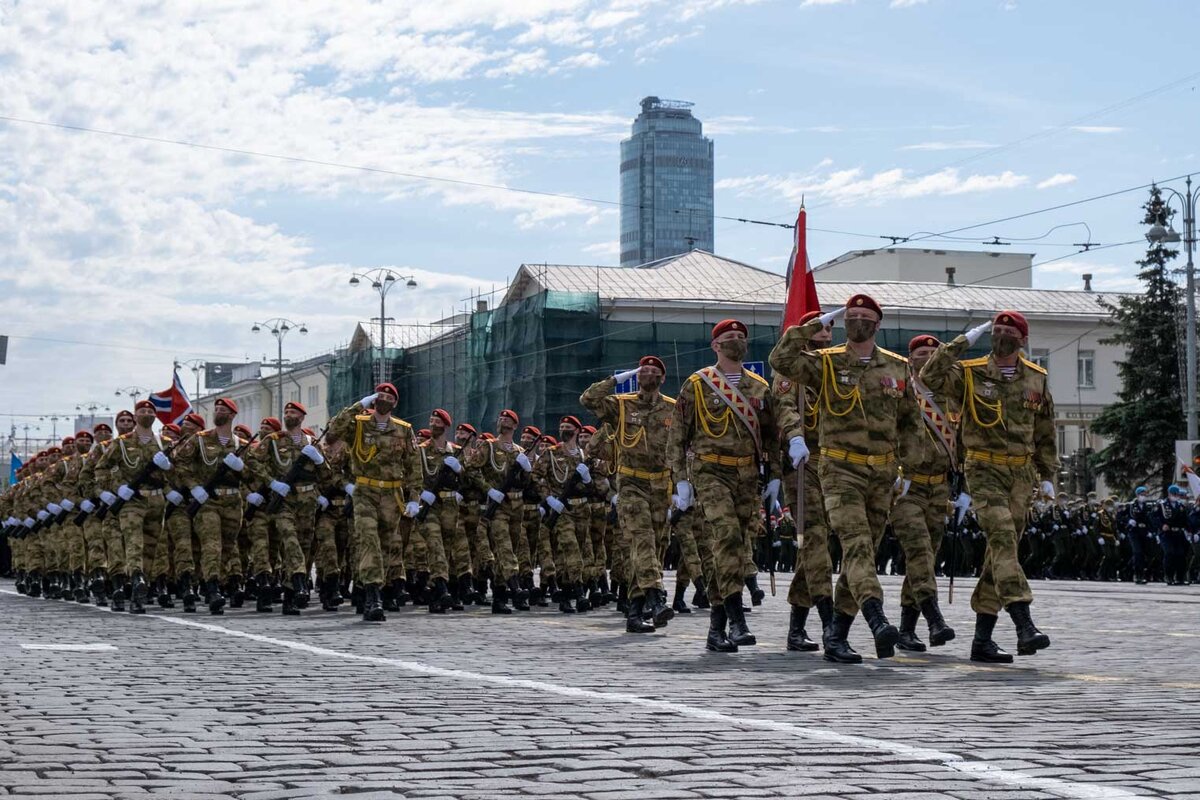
[667,365,779,480]
[533,442,587,501]
[416,439,463,494]
[327,402,419,494]
[174,429,254,491]
[581,376,675,478]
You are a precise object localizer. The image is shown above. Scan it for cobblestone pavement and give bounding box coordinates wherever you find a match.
[2,574,1198,800]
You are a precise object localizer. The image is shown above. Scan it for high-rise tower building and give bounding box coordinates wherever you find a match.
[619,96,714,267]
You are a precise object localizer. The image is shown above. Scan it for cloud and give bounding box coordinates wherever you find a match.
[718,164,1028,206]
[1036,173,1078,190]
[582,240,620,259]
[899,140,997,151]
[889,0,928,6]
[705,116,797,135]
[554,51,608,71]
[800,0,854,5]
[1034,260,1141,292]
[1070,125,1123,134]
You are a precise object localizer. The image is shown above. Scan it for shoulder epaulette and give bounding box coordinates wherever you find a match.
[960,355,991,369]
[354,414,372,422]
[877,347,908,364]
[1020,356,1047,375]
[743,370,769,386]
[661,394,676,405]
[615,392,639,400]
[685,373,702,385]
[816,344,847,355]
[392,417,411,429]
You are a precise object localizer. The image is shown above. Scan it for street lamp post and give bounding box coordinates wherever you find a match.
[113,386,149,407]
[75,401,111,428]
[39,415,63,441]
[175,359,208,399]
[348,269,417,386]
[252,318,308,420]
[1148,177,1199,439]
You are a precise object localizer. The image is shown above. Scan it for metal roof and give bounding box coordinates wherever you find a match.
[509,250,1125,318]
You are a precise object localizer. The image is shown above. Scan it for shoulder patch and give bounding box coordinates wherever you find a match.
[1020,356,1047,375]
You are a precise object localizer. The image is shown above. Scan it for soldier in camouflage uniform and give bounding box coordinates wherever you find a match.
[414,408,468,613]
[327,383,420,622]
[920,310,1057,662]
[314,430,354,610]
[76,422,114,604]
[583,355,676,633]
[94,410,136,607]
[453,422,492,604]
[158,414,204,611]
[532,415,594,613]
[770,295,920,663]
[579,425,612,608]
[670,322,780,651]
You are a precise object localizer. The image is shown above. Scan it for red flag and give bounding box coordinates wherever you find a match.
[781,204,821,331]
[149,370,193,426]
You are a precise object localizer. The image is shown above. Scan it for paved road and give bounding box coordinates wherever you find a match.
[2,574,1198,800]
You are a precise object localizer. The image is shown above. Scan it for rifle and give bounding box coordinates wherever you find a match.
[483,453,528,522]
[252,430,330,519]
[186,433,260,519]
[539,464,591,532]
[414,460,460,524]
[946,469,970,604]
[760,460,777,596]
[108,433,195,517]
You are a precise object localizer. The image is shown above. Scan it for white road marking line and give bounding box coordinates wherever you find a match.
[20,643,116,651]
[0,590,1140,800]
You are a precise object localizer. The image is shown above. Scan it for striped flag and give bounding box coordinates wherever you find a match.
[150,370,193,426]
[782,203,821,331]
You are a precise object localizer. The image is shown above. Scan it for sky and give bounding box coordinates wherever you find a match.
[1,0,1197,435]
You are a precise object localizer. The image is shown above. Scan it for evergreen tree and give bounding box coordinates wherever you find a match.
[1092,186,1184,495]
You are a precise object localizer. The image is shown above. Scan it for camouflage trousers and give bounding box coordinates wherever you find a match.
[159,509,193,577]
[402,513,424,575]
[818,458,894,617]
[459,500,493,575]
[353,486,402,587]
[249,494,312,578]
[118,495,166,576]
[967,461,1035,615]
[535,508,557,578]
[618,475,670,598]
[102,513,125,578]
[486,497,522,581]
[82,516,107,574]
[313,502,348,579]
[609,504,632,588]
[547,502,589,583]
[674,509,702,586]
[892,479,949,608]
[786,461,834,608]
[586,502,608,582]
[194,495,243,580]
[692,461,758,604]
[418,499,470,580]
[62,521,85,574]
[517,505,537,576]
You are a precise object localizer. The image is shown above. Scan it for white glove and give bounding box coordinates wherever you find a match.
[60,499,75,512]
[166,490,183,506]
[818,306,846,326]
[360,393,378,408]
[117,485,135,501]
[300,444,324,465]
[100,491,117,506]
[453,492,463,504]
[405,500,420,518]
[761,478,780,506]
[610,495,618,508]
[516,453,532,472]
[317,495,330,510]
[614,367,639,384]
[223,453,244,472]
[899,479,912,498]
[953,491,972,524]
[487,488,505,504]
[538,505,546,518]
[420,490,437,505]
[23,518,34,527]
[47,503,62,515]
[575,463,592,484]
[269,480,290,497]
[153,451,172,470]
[964,321,992,346]
[343,482,356,497]
[36,510,49,521]
[246,492,265,507]
[546,496,565,514]
[675,480,694,511]
[788,436,810,468]
[190,486,209,504]
[80,500,96,514]
[1040,480,1056,499]
[443,455,462,474]
[1097,537,1105,546]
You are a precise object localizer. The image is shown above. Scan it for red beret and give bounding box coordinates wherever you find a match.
[262,417,282,432]
[134,399,155,412]
[234,424,254,439]
[183,413,205,429]
[908,335,940,353]
[457,422,478,435]
[115,409,134,421]
[431,408,452,426]
[994,310,1029,338]
[542,435,559,447]
[523,425,541,437]
[500,409,519,424]
[46,447,60,455]
[163,423,182,435]
[61,436,75,445]
[481,432,496,441]
[639,355,666,373]
[418,428,431,439]
[375,382,398,398]
[302,427,315,436]
[75,430,94,440]
[798,310,823,325]
[560,415,582,429]
[845,293,883,319]
[284,401,307,415]
[711,319,748,340]
[93,422,112,433]
[581,425,597,435]
[215,397,238,414]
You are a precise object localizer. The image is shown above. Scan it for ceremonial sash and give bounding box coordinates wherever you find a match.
[695,366,762,458]
[912,375,956,462]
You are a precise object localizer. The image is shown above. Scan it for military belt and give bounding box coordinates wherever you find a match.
[213,488,241,497]
[820,447,896,467]
[617,466,670,480]
[507,491,524,500]
[143,489,164,498]
[697,453,755,467]
[294,484,316,494]
[908,472,946,486]
[965,449,1032,467]
[567,497,588,507]
[356,477,404,489]
[438,491,458,499]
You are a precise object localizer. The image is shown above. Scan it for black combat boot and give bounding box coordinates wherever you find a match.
[625,593,655,633]
[226,576,244,608]
[74,570,89,603]
[529,576,547,607]
[362,583,386,622]
[321,575,343,611]
[428,577,454,614]
[861,598,900,659]
[109,574,125,611]
[919,596,955,646]
[587,578,603,609]
[970,613,1013,663]
[491,577,512,614]
[822,610,863,664]
[575,582,591,613]
[786,605,819,652]
[284,573,305,615]
[180,572,197,613]
[598,573,613,604]
[1006,601,1050,655]
[295,574,311,609]
[91,569,108,606]
[128,571,148,614]
[453,575,470,611]
[723,593,756,647]
[509,575,530,611]
[814,595,834,632]
[745,574,765,606]
[672,580,692,614]
[647,587,674,628]
[472,575,489,605]
[692,577,710,609]
[559,582,577,614]
[394,577,411,607]
[705,604,738,652]
[25,571,42,598]
[206,577,226,615]
[615,582,628,614]
[281,586,300,616]
[352,584,365,614]
[897,605,926,652]
[156,576,175,608]
[255,573,274,612]
[15,571,27,594]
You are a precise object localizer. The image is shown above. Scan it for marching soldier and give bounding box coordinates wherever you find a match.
[770,296,920,663]
[579,424,611,608]
[453,422,492,604]
[314,429,353,611]
[415,408,468,613]
[920,310,1057,662]
[532,415,594,613]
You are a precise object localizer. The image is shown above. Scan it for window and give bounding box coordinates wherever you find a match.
[1077,350,1095,389]
[307,386,319,409]
[1031,348,1049,370]
[1057,425,1067,455]
[289,388,300,403]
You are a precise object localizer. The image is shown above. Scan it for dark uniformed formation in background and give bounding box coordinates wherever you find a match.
[5,297,1189,662]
